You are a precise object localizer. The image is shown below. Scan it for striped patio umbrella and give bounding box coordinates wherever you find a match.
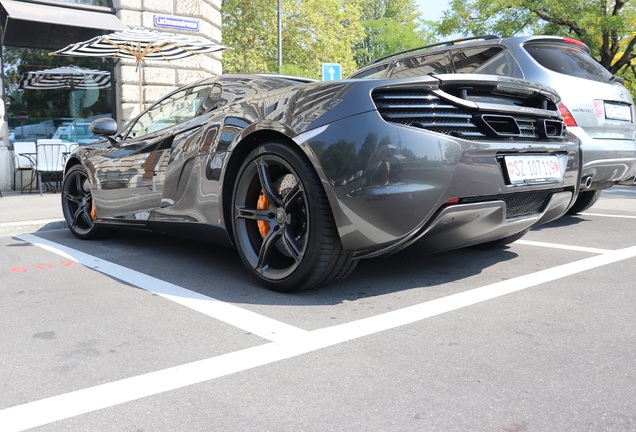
[19,65,111,91]
[50,27,228,111]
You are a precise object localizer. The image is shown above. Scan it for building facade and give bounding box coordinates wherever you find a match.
[0,0,223,191]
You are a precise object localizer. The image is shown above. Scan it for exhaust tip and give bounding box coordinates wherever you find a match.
[582,176,593,189]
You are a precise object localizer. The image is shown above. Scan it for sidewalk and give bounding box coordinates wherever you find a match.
[0,189,67,236]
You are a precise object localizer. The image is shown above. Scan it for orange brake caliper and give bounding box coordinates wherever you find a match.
[90,200,97,221]
[257,189,270,238]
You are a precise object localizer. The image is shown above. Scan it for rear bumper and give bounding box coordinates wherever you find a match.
[359,190,573,258]
[569,126,636,188]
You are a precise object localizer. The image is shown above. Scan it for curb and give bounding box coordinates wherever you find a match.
[0,219,67,237]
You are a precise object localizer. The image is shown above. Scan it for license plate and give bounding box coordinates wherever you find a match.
[504,155,563,185]
[604,102,632,122]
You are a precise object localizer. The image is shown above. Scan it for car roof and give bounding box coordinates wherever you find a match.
[355,34,592,74]
[367,35,502,65]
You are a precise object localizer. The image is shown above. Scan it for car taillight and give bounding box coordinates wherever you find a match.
[558,103,577,127]
[593,100,605,120]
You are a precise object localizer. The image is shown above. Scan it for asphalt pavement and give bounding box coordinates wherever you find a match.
[1,186,635,431]
[0,189,66,236]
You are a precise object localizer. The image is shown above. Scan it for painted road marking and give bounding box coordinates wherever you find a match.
[581,212,636,219]
[515,240,613,254]
[603,187,636,195]
[2,236,636,431]
[15,234,308,343]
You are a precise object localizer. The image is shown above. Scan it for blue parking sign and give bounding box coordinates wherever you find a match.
[322,63,342,81]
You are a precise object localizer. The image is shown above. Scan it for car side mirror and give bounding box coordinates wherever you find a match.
[89,118,121,147]
[90,118,118,136]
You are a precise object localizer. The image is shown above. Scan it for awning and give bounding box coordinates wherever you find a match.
[1,0,128,49]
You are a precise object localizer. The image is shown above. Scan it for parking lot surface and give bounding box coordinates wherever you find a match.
[1,187,635,431]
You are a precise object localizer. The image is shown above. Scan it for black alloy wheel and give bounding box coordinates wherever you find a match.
[231,142,356,292]
[61,164,109,239]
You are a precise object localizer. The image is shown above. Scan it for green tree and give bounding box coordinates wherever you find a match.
[281,0,364,77]
[436,0,636,87]
[222,0,365,78]
[221,0,279,73]
[354,0,431,66]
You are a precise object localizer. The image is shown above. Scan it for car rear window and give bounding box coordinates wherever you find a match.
[523,42,614,83]
[453,47,524,78]
[390,52,453,78]
[349,64,389,79]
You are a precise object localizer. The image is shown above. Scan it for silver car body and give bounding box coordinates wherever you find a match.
[504,36,636,189]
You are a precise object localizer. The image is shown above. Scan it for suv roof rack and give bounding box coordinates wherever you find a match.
[368,35,501,65]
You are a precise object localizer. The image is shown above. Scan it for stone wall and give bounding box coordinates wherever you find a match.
[114,0,223,124]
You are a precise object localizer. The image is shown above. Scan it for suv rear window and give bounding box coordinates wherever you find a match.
[523,42,614,83]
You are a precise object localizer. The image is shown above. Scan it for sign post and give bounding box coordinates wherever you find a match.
[321,63,342,81]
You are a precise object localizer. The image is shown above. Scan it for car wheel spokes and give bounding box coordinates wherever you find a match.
[235,207,272,222]
[63,169,94,233]
[256,225,282,272]
[72,193,93,229]
[234,154,308,280]
[255,158,283,207]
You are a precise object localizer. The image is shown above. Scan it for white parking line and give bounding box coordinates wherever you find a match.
[3,236,636,431]
[581,212,636,219]
[603,187,636,195]
[15,234,309,342]
[515,240,613,254]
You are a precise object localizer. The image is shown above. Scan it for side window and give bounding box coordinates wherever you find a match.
[126,84,216,139]
[349,64,389,79]
[390,52,453,78]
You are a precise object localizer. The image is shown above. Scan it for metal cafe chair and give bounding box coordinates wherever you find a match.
[36,139,66,196]
[66,142,79,153]
[12,141,37,193]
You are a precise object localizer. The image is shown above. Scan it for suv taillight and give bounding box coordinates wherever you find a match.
[558,103,577,127]
[593,100,605,120]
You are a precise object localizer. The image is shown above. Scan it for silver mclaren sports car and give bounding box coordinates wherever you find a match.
[61,73,581,291]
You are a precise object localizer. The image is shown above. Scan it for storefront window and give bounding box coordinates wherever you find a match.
[3,46,113,145]
[34,0,111,7]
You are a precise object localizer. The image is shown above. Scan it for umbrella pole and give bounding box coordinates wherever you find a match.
[138,64,143,113]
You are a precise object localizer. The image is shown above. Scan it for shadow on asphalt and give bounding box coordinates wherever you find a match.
[530,214,589,231]
[25,226,521,307]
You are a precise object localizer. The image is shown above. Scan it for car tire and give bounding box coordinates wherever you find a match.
[566,190,602,215]
[472,228,530,249]
[231,142,357,292]
[61,164,113,240]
